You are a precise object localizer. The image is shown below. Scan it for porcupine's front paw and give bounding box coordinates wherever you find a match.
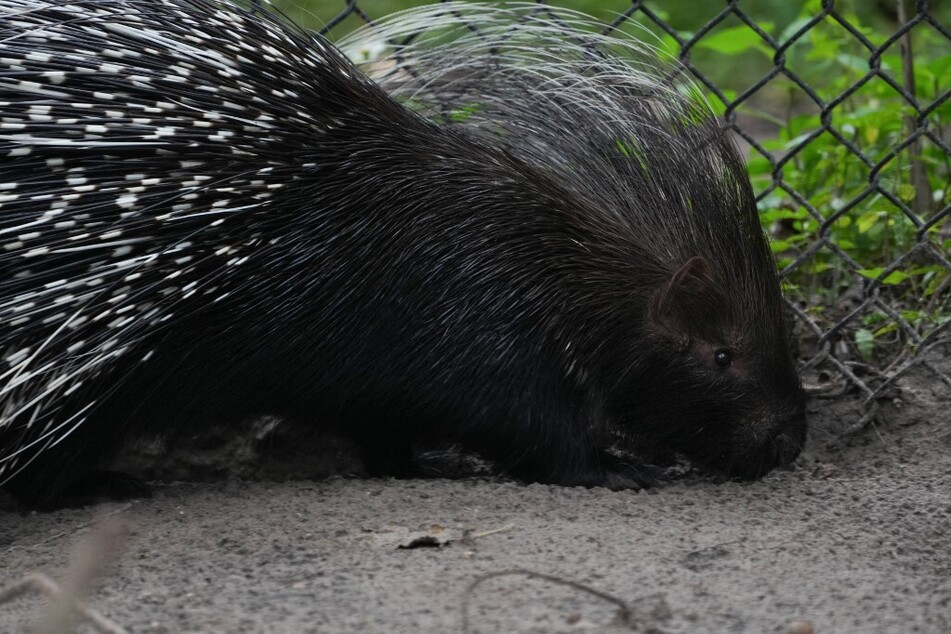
[596,456,667,491]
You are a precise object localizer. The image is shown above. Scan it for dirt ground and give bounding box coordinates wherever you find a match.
[1,346,949,633]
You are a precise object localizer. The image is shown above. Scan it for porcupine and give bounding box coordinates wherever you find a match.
[0,0,806,507]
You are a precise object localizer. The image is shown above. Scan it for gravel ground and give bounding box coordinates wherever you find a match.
[1,350,949,633]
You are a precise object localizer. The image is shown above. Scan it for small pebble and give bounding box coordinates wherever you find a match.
[786,619,815,634]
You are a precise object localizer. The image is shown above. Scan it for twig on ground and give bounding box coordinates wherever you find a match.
[461,568,635,632]
[0,516,129,634]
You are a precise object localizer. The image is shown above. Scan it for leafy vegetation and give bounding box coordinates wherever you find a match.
[681,0,949,358]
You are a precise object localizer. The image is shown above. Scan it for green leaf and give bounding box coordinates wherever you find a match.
[857,269,910,285]
[925,270,949,296]
[448,102,484,123]
[778,17,814,46]
[855,328,874,359]
[873,323,898,337]
[881,271,910,285]
[835,53,869,73]
[748,155,773,176]
[770,240,792,253]
[897,184,916,202]
[926,55,951,79]
[900,310,923,324]
[696,25,772,56]
[856,211,885,234]
[857,267,884,279]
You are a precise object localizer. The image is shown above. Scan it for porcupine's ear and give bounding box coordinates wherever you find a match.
[647,256,714,345]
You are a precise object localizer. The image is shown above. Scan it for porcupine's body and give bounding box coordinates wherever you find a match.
[0,0,806,507]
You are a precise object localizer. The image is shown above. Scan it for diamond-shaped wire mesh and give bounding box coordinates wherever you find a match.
[267,0,950,405]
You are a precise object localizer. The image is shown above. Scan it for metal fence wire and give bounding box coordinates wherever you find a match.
[282,0,951,410]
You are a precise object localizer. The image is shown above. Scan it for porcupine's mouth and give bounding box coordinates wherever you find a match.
[708,408,808,480]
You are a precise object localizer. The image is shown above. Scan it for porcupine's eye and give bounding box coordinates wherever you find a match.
[714,349,733,368]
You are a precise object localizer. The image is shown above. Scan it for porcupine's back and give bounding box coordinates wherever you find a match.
[1,0,613,499]
[0,0,432,494]
[346,5,775,309]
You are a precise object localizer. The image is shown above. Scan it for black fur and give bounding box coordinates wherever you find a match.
[0,1,806,507]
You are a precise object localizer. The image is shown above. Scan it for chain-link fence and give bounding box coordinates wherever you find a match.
[279,0,951,410]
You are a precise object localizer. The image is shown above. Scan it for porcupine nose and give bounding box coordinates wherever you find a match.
[727,399,807,480]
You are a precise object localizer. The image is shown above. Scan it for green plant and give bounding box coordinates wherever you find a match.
[696,2,949,359]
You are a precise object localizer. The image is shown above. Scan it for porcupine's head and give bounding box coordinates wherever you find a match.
[345,3,807,479]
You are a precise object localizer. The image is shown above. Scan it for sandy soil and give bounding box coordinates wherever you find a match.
[1,348,949,633]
